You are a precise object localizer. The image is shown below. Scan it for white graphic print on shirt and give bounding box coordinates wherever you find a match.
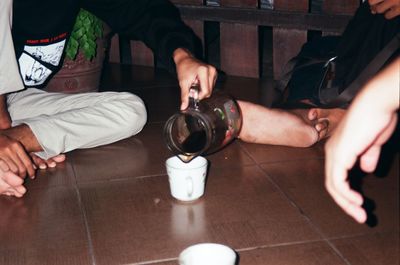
[18,40,65,86]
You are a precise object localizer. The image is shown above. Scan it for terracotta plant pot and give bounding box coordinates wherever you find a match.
[44,38,107,94]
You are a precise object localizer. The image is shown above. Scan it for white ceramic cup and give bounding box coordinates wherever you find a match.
[166,156,208,202]
[178,243,237,265]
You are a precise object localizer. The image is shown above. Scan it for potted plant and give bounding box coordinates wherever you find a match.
[44,9,107,93]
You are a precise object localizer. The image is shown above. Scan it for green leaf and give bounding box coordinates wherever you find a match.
[64,8,103,61]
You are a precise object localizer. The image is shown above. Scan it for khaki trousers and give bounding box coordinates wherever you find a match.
[1,0,147,159]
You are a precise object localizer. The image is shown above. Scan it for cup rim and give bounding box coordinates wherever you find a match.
[179,243,236,264]
[166,156,208,170]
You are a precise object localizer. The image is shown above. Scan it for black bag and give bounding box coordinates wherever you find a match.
[277,2,400,108]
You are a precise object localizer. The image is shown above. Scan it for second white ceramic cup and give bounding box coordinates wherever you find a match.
[166,156,208,202]
[178,243,237,265]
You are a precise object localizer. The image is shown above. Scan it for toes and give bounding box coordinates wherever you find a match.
[38,163,47,170]
[30,153,66,169]
[30,153,47,169]
[47,161,57,168]
[52,154,66,163]
[315,118,328,131]
[307,108,319,121]
[46,155,66,168]
[315,118,330,140]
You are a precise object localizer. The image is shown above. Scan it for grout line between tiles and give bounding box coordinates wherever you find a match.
[120,238,352,265]
[323,240,353,265]
[237,141,325,164]
[71,159,97,265]
[74,164,266,186]
[235,238,326,252]
[123,257,177,265]
[234,239,354,265]
[258,171,353,265]
[74,173,168,186]
[258,157,325,165]
[324,229,398,241]
[146,121,166,125]
[236,141,262,165]
[242,152,353,265]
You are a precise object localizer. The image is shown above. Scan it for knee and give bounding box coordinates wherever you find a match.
[113,92,147,137]
[1,0,13,12]
[124,93,147,135]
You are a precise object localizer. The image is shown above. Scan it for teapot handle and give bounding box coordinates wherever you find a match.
[188,81,200,110]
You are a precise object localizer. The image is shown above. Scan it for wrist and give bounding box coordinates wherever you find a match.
[173,48,194,66]
[0,94,12,129]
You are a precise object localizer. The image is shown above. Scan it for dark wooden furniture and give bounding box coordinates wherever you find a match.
[108,0,361,79]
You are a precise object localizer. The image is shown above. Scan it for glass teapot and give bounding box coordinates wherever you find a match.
[163,84,242,163]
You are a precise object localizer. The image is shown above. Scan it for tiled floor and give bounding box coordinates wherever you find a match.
[0,64,398,265]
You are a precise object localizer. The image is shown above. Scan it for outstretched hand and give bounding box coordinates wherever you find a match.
[325,100,397,223]
[369,0,400,19]
[173,48,217,110]
[324,58,399,223]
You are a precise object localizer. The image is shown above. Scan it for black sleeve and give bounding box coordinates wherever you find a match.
[82,0,202,70]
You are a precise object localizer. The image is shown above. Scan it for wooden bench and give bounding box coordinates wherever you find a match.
[108,0,361,80]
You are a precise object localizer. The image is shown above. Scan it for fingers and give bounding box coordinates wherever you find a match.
[197,65,217,100]
[329,164,364,206]
[3,171,24,187]
[2,186,26,198]
[179,75,197,110]
[374,0,394,13]
[359,114,397,172]
[360,145,381,173]
[325,165,366,223]
[325,138,366,223]
[385,5,400,19]
[209,67,218,94]
[368,0,385,5]
[17,150,36,178]
[0,171,26,198]
[179,64,217,110]
[180,85,190,111]
[369,0,400,19]
[0,160,10,172]
[0,141,35,178]
[3,184,27,198]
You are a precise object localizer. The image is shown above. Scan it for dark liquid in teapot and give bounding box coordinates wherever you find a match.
[164,90,242,163]
[181,130,207,153]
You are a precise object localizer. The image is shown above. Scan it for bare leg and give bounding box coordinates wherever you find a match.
[237,101,329,147]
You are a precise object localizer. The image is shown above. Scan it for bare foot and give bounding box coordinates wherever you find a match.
[308,108,346,139]
[237,101,327,147]
[29,153,66,170]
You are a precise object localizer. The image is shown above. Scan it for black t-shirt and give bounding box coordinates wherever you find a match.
[12,0,200,88]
